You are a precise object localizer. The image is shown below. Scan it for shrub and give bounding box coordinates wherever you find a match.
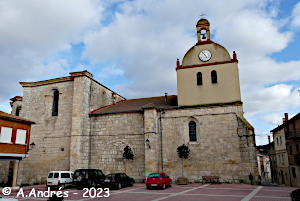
[291,189,300,200]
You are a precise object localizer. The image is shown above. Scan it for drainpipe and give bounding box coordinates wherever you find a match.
[159,110,164,172]
[88,116,92,169]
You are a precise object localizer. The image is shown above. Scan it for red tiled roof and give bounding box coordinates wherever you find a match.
[0,111,35,124]
[90,95,178,115]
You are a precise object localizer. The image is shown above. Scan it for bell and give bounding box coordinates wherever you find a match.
[202,34,206,40]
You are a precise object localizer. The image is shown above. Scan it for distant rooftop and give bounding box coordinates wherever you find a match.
[0,111,35,124]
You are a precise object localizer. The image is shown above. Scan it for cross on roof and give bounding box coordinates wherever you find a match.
[199,12,206,19]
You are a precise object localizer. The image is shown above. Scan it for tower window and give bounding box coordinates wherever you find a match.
[189,121,197,141]
[211,70,217,83]
[16,106,21,116]
[200,29,207,41]
[52,90,59,116]
[197,72,203,85]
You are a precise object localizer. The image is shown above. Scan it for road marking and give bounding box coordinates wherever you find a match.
[241,186,263,201]
[110,186,146,195]
[151,184,210,201]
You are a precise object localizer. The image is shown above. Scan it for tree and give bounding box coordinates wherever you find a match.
[123,146,134,160]
[177,144,191,183]
[177,144,190,159]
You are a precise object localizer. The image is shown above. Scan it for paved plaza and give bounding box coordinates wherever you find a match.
[1,183,298,201]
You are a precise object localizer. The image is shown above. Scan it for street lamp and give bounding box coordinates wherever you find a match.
[27,142,36,152]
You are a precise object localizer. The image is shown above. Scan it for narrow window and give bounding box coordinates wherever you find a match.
[197,72,203,85]
[211,70,217,83]
[16,106,21,116]
[292,167,296,178]
[52,90,59,116]
[189,121,197,141]
[290,146,293,154]
[296,145,299,154]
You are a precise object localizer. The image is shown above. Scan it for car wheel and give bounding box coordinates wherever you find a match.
[77,185,83,190]
[146,186,151,190]
[77,174,84,182]
[162,183,166,190]
[130,181,134,186]
[116,182,121,190]
[60,184,65,190]
[169,181,172,187]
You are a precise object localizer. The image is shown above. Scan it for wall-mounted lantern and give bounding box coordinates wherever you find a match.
[146,139,151,149]
[27,142,36,152]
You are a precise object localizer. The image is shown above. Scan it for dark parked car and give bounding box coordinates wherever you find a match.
[101,173,135,189]
[73,169,105,189]
[146,172,172,190]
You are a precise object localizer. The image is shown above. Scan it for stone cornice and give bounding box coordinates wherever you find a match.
[69,70,93,78]
[176,59,238,70]
[20,76,73,87]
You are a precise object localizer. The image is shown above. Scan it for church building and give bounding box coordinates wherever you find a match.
[9,18,258,185]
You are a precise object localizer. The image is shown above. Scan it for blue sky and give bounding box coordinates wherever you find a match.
[1,0,300,145]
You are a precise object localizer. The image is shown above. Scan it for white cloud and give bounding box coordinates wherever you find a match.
[255,132,271,145]
[243,84,300,117]
[0,0,103,103]
[263,113,285,125]
[292,2,300,27]
[0,0,102,57]
[98,66,124,78]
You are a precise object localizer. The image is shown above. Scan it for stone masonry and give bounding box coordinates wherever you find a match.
[13,71,124,185]
[11,70,258,184]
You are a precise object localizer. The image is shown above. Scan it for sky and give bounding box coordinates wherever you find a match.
[1,0,300,145]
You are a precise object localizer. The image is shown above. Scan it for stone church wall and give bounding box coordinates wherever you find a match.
[161,105,258,183]
[0,161,10,185]
[15,72,125,185]
[90,113,145,182]
[87,104,257,184]
[18,81,74,185]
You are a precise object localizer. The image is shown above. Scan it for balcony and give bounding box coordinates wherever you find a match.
[285,130,300,140]
[294,154,300,166]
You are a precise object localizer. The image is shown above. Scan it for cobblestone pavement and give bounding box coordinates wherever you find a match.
[0,183,298,201]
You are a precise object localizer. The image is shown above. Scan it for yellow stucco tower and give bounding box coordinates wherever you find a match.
[176,18,242,107]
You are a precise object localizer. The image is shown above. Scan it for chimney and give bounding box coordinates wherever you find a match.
[176,59,180,69]
[284,113,288,122]
[165,93,168,102]
[268,136,270,144]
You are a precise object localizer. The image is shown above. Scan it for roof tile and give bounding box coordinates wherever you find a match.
[90,95,178,115]
[0,111,35,124]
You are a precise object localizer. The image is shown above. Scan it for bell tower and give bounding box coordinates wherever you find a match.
[176,18,242,107]
[196,18,211,43]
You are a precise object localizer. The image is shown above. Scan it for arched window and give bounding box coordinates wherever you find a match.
[189,121,197,141]
[211,70,217,83]
[52,90,59,116]
[200,29,207,41]
[197,72,203,85]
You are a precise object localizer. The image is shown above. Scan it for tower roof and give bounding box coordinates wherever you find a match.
[197,18,210,26]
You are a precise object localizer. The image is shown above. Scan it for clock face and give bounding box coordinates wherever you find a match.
[199,50,212,61]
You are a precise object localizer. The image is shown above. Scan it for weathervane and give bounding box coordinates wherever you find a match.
[199,12,206,19]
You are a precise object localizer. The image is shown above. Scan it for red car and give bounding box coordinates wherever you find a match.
[146,172,172,190]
